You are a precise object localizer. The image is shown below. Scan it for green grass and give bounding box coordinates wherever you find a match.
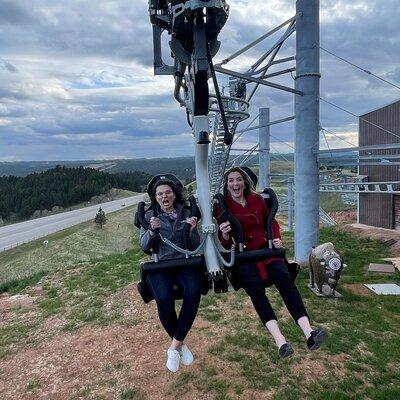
[45,245,143,331]
[120,387,147,400]
[1,213,400,399]
[26,378,41,392]
[0,321,39,358]
[0,205,138,293]
[168,226,400,400]
[320,192,356,212]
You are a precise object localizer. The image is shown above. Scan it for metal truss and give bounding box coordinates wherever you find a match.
[320,181,400,194]
[208,95,250,195]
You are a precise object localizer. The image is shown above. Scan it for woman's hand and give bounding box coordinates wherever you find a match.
[219,221,231,240]
[149,217,161,236]
[186,216,198,232]
[272,238,282,249]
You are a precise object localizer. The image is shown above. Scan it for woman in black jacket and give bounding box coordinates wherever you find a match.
[139,178,201,372]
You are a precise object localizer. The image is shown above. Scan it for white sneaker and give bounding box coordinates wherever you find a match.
[179,344,194,366]
[166,348,180,373]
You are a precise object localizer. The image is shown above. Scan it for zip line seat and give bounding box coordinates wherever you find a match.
[134,175,298,303]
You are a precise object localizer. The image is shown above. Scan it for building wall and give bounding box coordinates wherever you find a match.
[359,100,400,228]
[359,194,393,229]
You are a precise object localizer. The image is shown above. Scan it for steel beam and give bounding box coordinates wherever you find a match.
[220,15,298,65]
[259,108,270,189]
[317,143,400,154]
[294,0,320,263]
[213,66,302,95]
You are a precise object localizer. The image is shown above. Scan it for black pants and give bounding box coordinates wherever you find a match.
[147,268,201,342]
[231,260,308,325]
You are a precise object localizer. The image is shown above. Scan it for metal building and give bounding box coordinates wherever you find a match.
[359,99,400,228]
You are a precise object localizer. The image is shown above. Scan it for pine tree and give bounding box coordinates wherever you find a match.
[94,207,107,228]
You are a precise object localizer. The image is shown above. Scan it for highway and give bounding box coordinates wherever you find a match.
[0,194,147,252]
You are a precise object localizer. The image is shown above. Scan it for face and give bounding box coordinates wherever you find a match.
[227,171,246,200]
[155,184,176,212]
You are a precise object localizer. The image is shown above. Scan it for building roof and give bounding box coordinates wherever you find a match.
[360,98,400,117]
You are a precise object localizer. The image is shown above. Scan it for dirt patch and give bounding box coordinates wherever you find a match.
[341,223,400,256]
[0,287,172,400]
[291,353,348,383]
[291,358,326,382]
[0,285,253,400]
[0,279,356,399]
[328,210,357,224]
[342,283,373,297]
[0,294,36,311]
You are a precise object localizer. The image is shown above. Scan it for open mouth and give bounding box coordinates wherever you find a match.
[232,188,241,195]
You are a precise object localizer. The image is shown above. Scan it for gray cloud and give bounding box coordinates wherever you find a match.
[0,59,18,73]
[0,0,399,161]
[0,0,35,25]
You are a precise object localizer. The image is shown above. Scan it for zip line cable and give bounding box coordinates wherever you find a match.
[319,45,400,91]
[320,127,358,148]
[269,133,295,150]
[321,129,332,155]
[270,144,291,163]
[233,113,260,144]
[320,97,400,141]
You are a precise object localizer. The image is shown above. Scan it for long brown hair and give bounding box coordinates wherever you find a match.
[223,167,257,197]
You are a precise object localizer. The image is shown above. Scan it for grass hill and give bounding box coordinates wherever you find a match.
[0,166,151,223]
[0,205,399,399]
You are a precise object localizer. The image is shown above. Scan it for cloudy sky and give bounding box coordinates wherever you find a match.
[0,0,399,161]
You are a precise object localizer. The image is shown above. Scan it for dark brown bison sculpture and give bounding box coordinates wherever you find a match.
[309,242,346,296]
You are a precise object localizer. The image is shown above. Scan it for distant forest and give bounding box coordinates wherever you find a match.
[0,157,198,180]
[0,166,151,221]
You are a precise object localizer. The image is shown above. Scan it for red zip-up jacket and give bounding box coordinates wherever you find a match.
[216,192,282,280]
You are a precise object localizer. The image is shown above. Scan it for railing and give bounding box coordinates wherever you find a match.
[208,95,250,195]
[320,181,400,194]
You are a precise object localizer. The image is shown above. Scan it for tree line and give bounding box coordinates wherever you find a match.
[0,166,151,221]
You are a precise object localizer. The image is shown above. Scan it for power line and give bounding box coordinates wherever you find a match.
[320,97,400,141]
[233,113,260,144]
[270,144,291,162]
[321,129,332,155]
[320,126,358,148]
[269,133,295,150]
[319,45,400,91]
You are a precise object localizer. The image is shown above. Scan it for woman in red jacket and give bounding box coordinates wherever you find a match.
[217,167,326,359]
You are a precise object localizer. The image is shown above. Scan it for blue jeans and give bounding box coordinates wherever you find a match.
[147,267,202,341]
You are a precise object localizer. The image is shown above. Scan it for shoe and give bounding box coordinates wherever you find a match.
[166,348,180,372]
[307,329,327,351]
[179,344,194,366]
[278,343,294,359]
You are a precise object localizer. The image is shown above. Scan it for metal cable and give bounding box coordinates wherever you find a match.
[320,45,400,91]
[160,234,206,257]
[233,113,260,144]
[320,97,400,141]
[321,129,332,156]
[320,127,358,148]
[211,238,236,267]
[269,133,295,150]
[270,144,291,163]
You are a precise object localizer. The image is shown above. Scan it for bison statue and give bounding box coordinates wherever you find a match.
[309,242,346,296]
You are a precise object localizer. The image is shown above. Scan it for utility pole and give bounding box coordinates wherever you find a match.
[258,108,270,189]
[294,0,320,263]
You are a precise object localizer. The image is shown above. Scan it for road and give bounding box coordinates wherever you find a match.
[0,194,147,252]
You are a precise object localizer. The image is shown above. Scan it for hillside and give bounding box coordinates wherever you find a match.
[0,207,399,399]
[0,166,151,223]
[0,157,197,181]
[0,154,299,181]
